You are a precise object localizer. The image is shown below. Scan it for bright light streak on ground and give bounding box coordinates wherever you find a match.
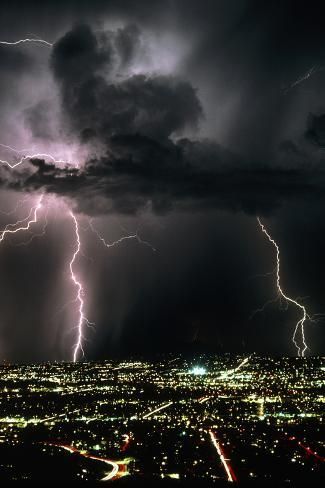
[198,396,210,404]
[46,443,121,480]
[121,434,131,451]
[143,401,173,419]
[219,356,250,378]
[256,217,310,356]
[288,437,325,463]
[209,430,237,482]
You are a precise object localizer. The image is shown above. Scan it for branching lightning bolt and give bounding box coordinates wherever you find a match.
[69,211,94,363]
[0,195,31,216]
[0,145,77,169]
[89,219,156,252]
[15,204,49,246]
[256,217,310,356]
[0,195,43,243]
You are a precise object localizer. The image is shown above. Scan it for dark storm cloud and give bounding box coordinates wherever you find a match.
[8,128,325,218]
[51,24,202,142]
[2,12,325,219]
[305,113,325,148]
[1,1,325,361]
[24,100,56,140]
[5,21,320,218]
[114,24,142,69]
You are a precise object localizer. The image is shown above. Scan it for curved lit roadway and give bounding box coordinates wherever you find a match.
[47,443,121,481]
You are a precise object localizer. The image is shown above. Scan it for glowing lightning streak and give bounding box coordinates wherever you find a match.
[0,143,80,169]
[0,195,31,216]
[256,217,309,356]
[69,211,93,363]
[0,38,52,47]
[0,151,76,169]
[0,195,43,243]
[16,204,49,246]
[89,219,156,252]
[283,65,321,93]
[0,143,34,154]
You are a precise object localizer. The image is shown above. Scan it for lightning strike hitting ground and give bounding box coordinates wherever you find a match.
[89,219,156,252]
[69,211,94,363]
[0,38,52,47]
[256,217,309,356]
[0,194,43,243]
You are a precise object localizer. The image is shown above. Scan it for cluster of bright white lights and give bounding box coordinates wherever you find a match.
[190,366,207,375]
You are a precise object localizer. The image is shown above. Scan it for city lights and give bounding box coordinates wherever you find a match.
[0,354,322,483]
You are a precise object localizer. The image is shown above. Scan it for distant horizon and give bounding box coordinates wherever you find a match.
[1,351,323,367]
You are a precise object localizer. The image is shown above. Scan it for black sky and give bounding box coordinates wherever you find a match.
[0,0,324,361]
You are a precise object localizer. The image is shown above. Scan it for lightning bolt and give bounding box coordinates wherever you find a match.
[0,194,43,243]
[0,195,32,216]
[256,217,310,356]
[69,211,94,363]
[55,215,156,362]
[0,38,52,47]
[15,203,49,246]
[0,145,78,169]
[283,65,322,93]
[89,219,156,252]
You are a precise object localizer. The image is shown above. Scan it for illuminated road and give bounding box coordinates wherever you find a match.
[209,430,237,483]
[198,357,251,403]
[46,443,126,481]
[288,437,325,462]
[219,356,250,379]
[198,396,210,404]
[142,401,173,419]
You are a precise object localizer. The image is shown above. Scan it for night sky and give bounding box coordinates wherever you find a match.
[0,0,324,362]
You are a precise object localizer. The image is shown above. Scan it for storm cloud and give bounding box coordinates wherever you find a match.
[0,1,324,361]
[2,21,324,219]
